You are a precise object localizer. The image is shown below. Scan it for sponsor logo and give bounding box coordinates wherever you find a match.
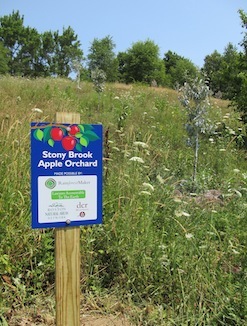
[45,178,56,189]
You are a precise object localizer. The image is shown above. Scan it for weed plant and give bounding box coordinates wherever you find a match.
[0,76,246,325]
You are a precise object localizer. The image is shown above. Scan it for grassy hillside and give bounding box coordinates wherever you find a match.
[0,76,246,325]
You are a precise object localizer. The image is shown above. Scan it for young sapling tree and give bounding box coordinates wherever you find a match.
[178,77,213,190]
[91,67,107,109]
[72,59,83,89]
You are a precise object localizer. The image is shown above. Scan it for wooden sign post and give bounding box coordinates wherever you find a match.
[55,112,81,326]
[31,112,103,325]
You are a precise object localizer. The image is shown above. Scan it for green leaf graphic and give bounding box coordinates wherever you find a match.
[75,132,83,138]
[78,124,84,133]
[48,139,54,147]
[43,126,52,142]
[33,129,44,141]
[83,130,100,141]
[76,143,83,152]
[83,124,94,132]
[80,136,89,147]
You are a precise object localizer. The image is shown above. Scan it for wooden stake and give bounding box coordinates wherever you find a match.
[55,112,81,326]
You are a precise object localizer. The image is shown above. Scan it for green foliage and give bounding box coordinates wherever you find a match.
[203,44,241,99]
[52,26,83,77]
[91,67,107,94]
[118,39,168,86]
[0,77,246,325]
[231,10,247,126]
[0,11,83,77]
[239,9,247,52]
[0,41,9,74]
[164,50,199,87]
[233,70,247,125]
[87,35,118,82]
[178,77,213,189]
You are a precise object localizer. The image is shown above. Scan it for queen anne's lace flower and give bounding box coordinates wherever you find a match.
[129,156,144,163]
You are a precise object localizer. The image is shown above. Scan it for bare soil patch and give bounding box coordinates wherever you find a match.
[7,313,133,326]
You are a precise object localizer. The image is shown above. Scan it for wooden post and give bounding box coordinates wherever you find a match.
[55,112,81,326]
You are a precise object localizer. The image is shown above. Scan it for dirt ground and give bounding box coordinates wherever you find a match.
[6,311,134,326]
[81,314,133,326]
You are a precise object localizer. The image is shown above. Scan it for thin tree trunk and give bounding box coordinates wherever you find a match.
[192,131,199,189]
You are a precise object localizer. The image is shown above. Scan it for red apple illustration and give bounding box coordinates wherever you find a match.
[69,125,80,136]
[50,127,63,141]
[61,136,76,151]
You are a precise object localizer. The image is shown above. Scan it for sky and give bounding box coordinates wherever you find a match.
[1,0,247,68]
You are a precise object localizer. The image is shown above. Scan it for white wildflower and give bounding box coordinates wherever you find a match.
[133,141,148,149]
[140,190,152,196]
[175,210,190,217]
[185,233,194,239]
[129,156,144,163]
[233,189,242,197]
[175,210,182,217]
[181,211,190,217]
[142,182,154,192]
[242,173,247,179]
[156,174,165,184]
[228,128,236,135]
[112,146,120,151]
[173,198,182,203]
[178,268,186,274]
[32,108,43,113]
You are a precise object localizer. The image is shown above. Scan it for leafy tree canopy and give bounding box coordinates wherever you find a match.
[87,35,118,82]
[118,39,167,86]
[203,44,241,99]
[163,50,199,87]
[232,10,247,125]
[0,11,83,77]
[0,41,9,74]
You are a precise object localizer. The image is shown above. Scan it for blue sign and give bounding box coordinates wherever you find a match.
[31,122,103,229]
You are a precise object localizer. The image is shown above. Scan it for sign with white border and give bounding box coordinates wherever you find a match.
[31,122,103,228]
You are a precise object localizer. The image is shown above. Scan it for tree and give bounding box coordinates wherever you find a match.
[0,11,83,77]
[18,26,41,77]
[203,44,241,99]
[117,39,167,85]
[0,41,9,74]
[231,10,247,125]
[239,9,247,52]
[0,10,26,74]
[51,27,83,77]
[178,78,212,190]
[37,31,56,77]
[87,35,118,82]
[163,50,198,87]
[202,50,223,96]
[91,67,107,109]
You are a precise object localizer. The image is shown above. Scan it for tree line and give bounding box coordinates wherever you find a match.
[1,10,247,123]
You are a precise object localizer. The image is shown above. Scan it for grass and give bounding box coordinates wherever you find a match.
[0,76,246,325]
